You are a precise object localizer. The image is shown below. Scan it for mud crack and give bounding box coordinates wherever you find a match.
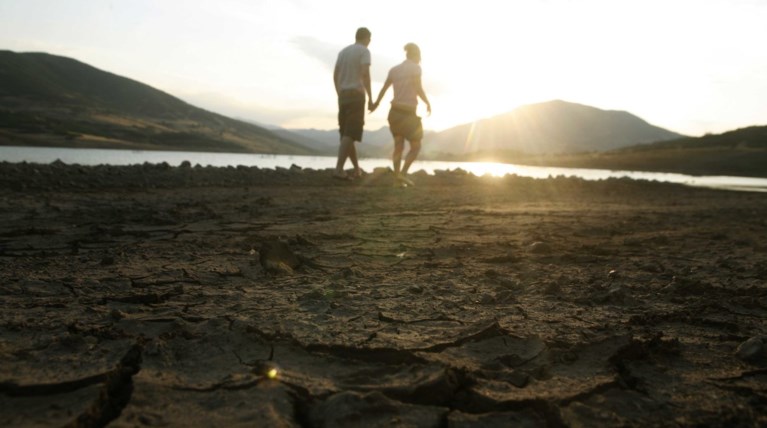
[65,344,143,428]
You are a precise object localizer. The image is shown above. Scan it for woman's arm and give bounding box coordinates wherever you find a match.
[371,77,392,112]
[416,76,431,114]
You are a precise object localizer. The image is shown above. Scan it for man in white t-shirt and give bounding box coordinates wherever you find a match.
[371,43,431,186]
[333,27,374,180]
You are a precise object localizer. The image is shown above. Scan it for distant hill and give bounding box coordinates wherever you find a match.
[500,125,767,178]
[620,125,767,152]
[0,50,315,154]
[424,100,685,157]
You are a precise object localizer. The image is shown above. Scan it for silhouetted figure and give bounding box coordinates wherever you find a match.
[372,43,431,186]
[333,27,374,180]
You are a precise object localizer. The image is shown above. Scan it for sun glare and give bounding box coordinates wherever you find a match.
[445,161,525,177]
[466,162,519,177]
[418,46,551,133]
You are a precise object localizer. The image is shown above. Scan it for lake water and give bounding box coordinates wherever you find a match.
[2,146,767,193]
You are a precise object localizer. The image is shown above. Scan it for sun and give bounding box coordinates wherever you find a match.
[415,42,547,133]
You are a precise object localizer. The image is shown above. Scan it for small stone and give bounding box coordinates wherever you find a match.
[495,290,516,303]
[735,336,766,362]
[259,240,300,274]
[263,261,294,275]
[544,282,561,295]
[408,285,424,294]
[293,234,314,246]
[332,267,362,279]
[506,370,530,388]
[479,294,496,304]
[530,241,551,254]
[497,278,521,290]
[110,309,126,320]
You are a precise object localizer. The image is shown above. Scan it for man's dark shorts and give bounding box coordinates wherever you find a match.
[387,105,423,142]
[338,90,366,142]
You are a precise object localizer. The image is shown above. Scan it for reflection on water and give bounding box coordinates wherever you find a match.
[1,146,766,193]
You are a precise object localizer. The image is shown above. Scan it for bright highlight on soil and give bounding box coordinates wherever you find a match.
[267,368,279,380]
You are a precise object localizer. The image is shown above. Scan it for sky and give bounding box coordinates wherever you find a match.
[1,0,766,136]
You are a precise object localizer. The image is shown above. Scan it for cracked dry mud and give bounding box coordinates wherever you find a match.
[1,162,767,427]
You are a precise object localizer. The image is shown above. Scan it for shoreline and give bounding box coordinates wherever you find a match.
[3,146,767,194]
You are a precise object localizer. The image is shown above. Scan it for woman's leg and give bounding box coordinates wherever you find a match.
[392,135,405,176]
[402,140,421,175]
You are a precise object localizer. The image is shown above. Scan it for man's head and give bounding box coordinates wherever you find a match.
[404,43,421,63]
[355,27,371,46]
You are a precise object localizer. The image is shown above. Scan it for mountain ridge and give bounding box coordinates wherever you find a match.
[0,50,316,154]
[424,100,685,156]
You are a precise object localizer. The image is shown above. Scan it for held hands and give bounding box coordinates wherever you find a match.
[368,100,432,115]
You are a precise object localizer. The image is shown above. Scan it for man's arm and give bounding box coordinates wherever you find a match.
[362,64,373,110]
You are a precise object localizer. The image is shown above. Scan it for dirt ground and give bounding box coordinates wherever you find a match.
[1,161,766,427]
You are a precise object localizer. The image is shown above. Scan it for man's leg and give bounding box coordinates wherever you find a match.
[348,141,361,177]
[335,135,354,176]
[337,94,364,178]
